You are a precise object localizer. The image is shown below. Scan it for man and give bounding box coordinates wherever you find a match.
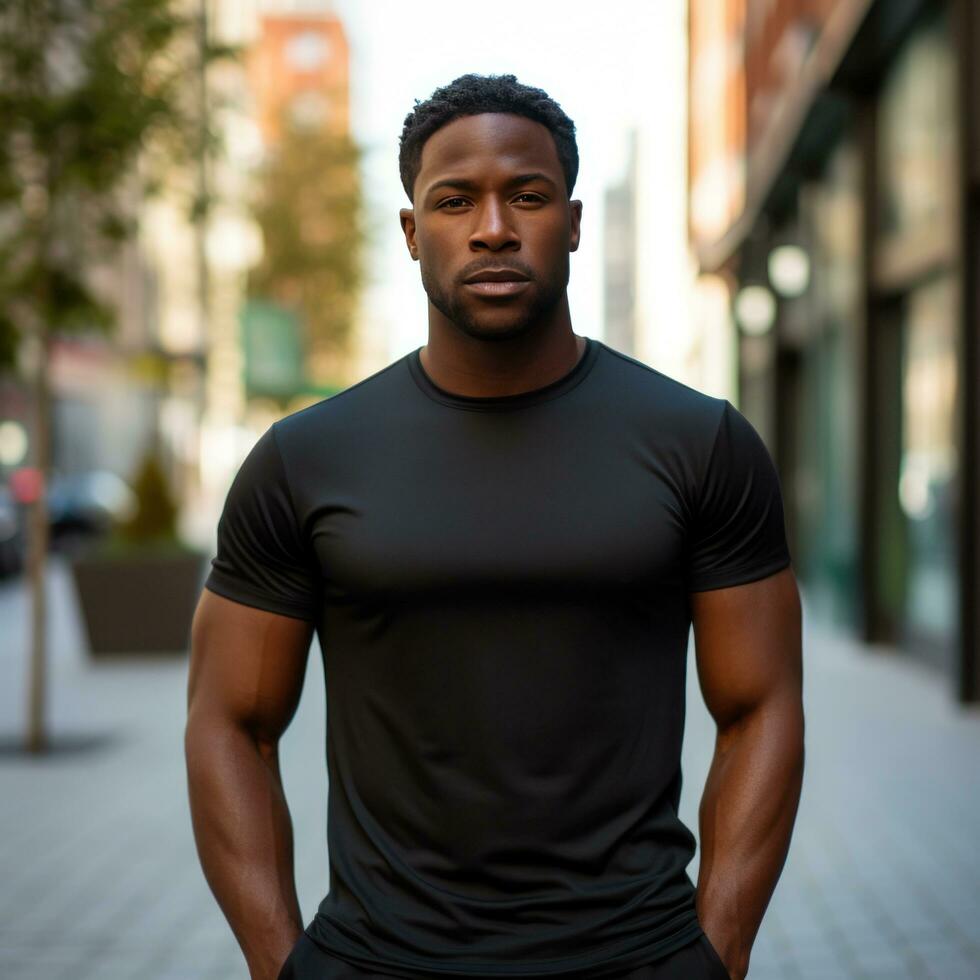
[185,73,804,980]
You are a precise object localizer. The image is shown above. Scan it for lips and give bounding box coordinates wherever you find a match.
[462,268,531,297]
[463,279,531,297]
[463,268,531,284]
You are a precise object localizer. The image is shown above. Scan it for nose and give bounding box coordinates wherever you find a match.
[468,197,520,252]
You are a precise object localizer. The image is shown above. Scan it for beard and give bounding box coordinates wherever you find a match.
[420,255,569,342]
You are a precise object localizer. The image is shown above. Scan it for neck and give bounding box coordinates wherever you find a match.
[420,299,584,399]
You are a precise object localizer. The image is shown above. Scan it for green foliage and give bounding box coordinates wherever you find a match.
[0,0,233,372]
[114,449,179,546]
[247,121,368,368]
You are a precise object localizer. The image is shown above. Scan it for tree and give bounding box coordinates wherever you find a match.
[0,0,225,753]
[247,119,367,382]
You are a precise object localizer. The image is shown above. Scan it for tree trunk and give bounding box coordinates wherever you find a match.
[26,327,52,754]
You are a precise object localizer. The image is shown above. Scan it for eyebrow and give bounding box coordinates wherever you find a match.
[424,172,559,200]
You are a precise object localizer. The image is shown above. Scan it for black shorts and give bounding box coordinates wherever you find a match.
[277,933,729,980]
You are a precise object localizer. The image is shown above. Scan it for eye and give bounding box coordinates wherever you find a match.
[439,197,469,209]
[514,193,545,204]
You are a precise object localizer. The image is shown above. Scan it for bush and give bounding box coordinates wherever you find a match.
[107,449,185,553]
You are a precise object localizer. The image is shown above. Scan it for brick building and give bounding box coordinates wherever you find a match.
[688,0,980,703]
[248,12,350,144]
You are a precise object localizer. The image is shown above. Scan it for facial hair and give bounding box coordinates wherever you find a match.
[420,254,569,342]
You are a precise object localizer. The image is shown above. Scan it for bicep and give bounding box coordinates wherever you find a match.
[187,587,315,744]
[690,565,803,730]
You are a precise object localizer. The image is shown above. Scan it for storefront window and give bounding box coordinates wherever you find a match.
[899,276,960,656]
[873,4,961,666]
[876,6,957,260]
[792,134,862,629]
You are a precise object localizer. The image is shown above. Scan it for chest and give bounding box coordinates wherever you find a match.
[301,414,692,601]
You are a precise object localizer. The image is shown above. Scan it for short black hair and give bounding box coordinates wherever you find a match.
[398,73,579,204]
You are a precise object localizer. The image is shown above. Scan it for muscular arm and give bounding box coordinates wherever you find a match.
[690,565,805,980]
[184,588,315,980]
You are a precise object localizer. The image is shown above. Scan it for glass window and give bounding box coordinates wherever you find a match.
[285,31,331,72]
[872,6,961,667]
[898,275,960,654]
[877,7,957,246]
[791,134,863,629]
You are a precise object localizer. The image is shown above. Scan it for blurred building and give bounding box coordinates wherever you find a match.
[603,130,639,357]
[242,5,359,399]
[248,10,349,144]
[688,0,980,703]
[0,1,363,551]
[614,1,712,394]
[0,1,219,549]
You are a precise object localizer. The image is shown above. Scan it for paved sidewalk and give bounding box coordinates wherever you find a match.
[1,558,978,979]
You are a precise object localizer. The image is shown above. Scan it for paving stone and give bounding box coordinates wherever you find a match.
[922,950,980,980]
[852,946,916,978]
[794,947,859,980]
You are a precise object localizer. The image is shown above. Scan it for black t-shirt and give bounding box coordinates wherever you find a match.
[205,337,792,978]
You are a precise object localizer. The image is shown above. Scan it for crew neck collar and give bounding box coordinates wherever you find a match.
[407,337,600,412]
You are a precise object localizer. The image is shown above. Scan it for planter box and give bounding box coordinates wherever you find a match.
[70,548,209,655]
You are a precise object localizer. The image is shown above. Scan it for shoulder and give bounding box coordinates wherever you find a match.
[594,340,728,444]
[271,351,415,458]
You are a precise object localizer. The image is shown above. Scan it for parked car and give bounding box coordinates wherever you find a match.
[0,484,24,579]
[0,469,137,575]
[47,470,137,553]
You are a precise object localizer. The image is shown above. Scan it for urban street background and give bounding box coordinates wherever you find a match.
[2,1,980,978]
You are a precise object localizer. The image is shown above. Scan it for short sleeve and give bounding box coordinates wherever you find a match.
[204,425,319,620]
[686,400,792,592]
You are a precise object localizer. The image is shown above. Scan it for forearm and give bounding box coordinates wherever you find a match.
[185,717,303,980]
[695,694,805,979]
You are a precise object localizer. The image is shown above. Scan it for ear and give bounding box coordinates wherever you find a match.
[569,200,583,253]
[399,208,419,260]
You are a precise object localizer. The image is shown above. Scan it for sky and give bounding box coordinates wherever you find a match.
[326,0,689,364]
